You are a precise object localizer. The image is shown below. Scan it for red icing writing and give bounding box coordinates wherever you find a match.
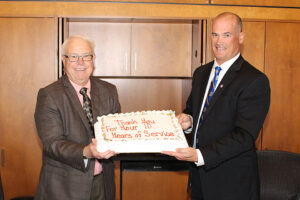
[143,130,174,137]
[112,132,133,139]
[105,126,117,132]
[114,119,138,131]
[141,118,155,129]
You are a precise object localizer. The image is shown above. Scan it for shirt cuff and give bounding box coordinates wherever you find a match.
[194,149,205,166]
[84,158,88,168]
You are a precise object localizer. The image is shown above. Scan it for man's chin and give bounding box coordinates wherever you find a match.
[215,57,226,64]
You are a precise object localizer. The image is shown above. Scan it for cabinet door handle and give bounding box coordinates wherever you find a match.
[125,53,128,73]
[134,52,137,72]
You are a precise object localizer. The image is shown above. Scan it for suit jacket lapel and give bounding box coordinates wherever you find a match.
[90,77,101,123]
[62,75,92,133]
[194,63,213,121]
[201,56,244,123]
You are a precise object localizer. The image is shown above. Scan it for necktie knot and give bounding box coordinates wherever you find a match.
[79,87,88,96]
[215,66,222,75]
[213,66,222,82]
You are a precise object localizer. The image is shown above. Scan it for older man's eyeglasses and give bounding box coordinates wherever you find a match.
[64,54,93,62]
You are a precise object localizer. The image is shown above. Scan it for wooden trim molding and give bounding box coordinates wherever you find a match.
[0,1,299,21]
[211,0,300,8]
[64,0,209,3]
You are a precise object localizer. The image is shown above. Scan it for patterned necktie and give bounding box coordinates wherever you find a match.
[80,87,102,175]
[196,66,222,147]
[79,87,94,135]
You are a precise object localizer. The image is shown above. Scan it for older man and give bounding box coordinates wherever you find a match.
[34,35,120,200]
[163,12,270,200]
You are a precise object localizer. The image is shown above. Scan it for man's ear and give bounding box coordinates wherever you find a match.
[62,56,66,66]
[239,31,245,44]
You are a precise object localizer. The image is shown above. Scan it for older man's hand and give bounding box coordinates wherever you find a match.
[83,138,117,159]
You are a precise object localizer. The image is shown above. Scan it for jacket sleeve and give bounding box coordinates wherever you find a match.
[34,88,88,172]
[200,74,271,170]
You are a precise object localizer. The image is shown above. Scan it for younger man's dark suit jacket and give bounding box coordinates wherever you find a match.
[34,75,121,200]
[184,55,270,200]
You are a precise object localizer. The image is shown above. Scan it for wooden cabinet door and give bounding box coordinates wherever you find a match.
[263,22,300,153]
[0,18,57,200]
[68,20,193,77]
[68,21,131,76]
[122,171,189,200]
[131,21,192,77]
[241,21,265,72]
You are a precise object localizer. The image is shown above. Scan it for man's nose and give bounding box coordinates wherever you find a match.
[215,36,222,43]
[77,57,84,64]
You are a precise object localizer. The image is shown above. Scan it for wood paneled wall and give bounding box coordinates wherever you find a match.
[0,1,299,200]
[0,17,57,199]
[263,22,300,153]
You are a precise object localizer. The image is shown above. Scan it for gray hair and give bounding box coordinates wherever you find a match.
[62,35,95,55]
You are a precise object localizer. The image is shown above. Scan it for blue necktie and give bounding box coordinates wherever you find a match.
[196,66,222,148]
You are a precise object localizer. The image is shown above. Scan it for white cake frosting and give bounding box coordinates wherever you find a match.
[94,110,188,153]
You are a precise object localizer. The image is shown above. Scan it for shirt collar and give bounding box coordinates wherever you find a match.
[213,53,240,71]
[69,79,91,95]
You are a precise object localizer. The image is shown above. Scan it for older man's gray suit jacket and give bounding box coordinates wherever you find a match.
[34,75,121,200]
